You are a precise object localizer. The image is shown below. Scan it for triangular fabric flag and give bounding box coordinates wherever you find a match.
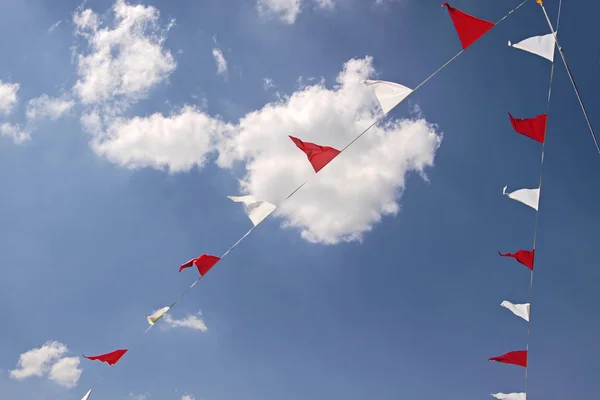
[363,79,413,114]
[81,390,92,400]
[489,350,528,367]
[500,301,530,322]
[508,113,547,143]
[289,136,341,173]
[509,32,556,62]
[492,393,526,400]
[498,249,535,270]
[227,195,277,226]
[442,3,495,50]
[83,349,128,366]
[145,306,170,326]
[503,186,540,211]
[179,254,220,276]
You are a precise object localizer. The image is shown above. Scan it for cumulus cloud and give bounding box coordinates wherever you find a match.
[256,0,302,24]
[89,56,441,244]
[0,123,30,144]
[9,341,81,388]
[48,357,82,388]
[0,80,19,115]
[26,95,75,120]
[212,48,228,76]
[72,0,176,107]
[163,312,208,332]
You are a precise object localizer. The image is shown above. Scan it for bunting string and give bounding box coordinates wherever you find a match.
[538,1,600,155]
[524,0,562,396]
[72,2,539,399]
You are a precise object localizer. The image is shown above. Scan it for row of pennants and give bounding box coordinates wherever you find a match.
[77,2,554,399]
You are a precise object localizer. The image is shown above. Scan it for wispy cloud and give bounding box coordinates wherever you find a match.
[212,48,228,77]
[163,312,208,332]
[48,20,62,33]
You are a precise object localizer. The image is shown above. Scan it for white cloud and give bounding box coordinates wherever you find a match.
[129,393,149,400]
[9,341,81,388]
[48,357,82,388]
[163,312,208,332]
[314,0,335,9]
[181,396,195,400]
[26,94,75,120]
[0,80,19,115]
[256,0,302,24]
[87,57,442,244]
[1,123,30,144]
[263,77,276,90]
[212,48,228,76]
[48,20,62,33]
[72,0,176,107]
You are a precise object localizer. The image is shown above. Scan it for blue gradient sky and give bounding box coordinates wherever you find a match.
[0,0,599,399]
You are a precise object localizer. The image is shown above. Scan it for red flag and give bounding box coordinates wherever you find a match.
[489,350,527,367]
[508,113,547,143]
[289,136,340,173]
[498,249,534,271]
[442,3,494,50]
[83,349,128,365]
[179,254,220,276]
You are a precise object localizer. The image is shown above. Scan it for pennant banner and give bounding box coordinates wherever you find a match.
[363,79,413,114]
[289,135,341,173]
[84,349,128,366]
[498,249,534,270]
[442,2,494,50]
[500,301,530,322]
[81,389,92,400]
[492,393,526,400]
[227,195,277,227]
[489,350,528,367]
[509,32,556,62]
[503,186,540,211]
[145,306,170,326]
[508,113,547,143]
[179,254,221,276]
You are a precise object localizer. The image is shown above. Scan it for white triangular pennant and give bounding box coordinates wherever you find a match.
[363,79,413,114]
[503,186,540,211]
[492,393,526,400]
[81,389,92,400]
[508,32,556,62]
[145,306,170,326]
[227,195,277,226]
[500,301,530,322]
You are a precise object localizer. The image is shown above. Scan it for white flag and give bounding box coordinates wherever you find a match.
[509,32,556,62]
[503,186,540,211]
[228,195,277,226]
[363,79,413,114]
[81,389,92,400]
[145,306,170,326]
[492,393,526,400]
[500,301,530,322]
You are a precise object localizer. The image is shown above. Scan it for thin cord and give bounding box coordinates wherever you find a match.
[539,2,600,155]
[76,1,531,397]
[525,0,562,396]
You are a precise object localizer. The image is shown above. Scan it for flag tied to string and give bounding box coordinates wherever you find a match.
[498,249,535,270]
[363,79,413,114]
[227,195,277,227]
[179,254,221,276]
[145,306,170,326]
[83,349,128,365]
[492,393,526,400]
[509,32,556,62]
[503,186,540,211]
[489,350,528,367]
[289,136,340,173]
[500,301,530,322]
[81,389,92,400]
[442,3,494,50]
[508,113,547,143]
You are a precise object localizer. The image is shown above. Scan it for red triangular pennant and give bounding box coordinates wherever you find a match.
[498,249,534,270]
[489,350,527,367]
[442,3,495,50]
[289,136,341,173]
[83,349,128,365]
[508,113,547,143]
[179,254,221,276]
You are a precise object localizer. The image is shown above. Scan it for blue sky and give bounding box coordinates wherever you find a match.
[0,0,599,399]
